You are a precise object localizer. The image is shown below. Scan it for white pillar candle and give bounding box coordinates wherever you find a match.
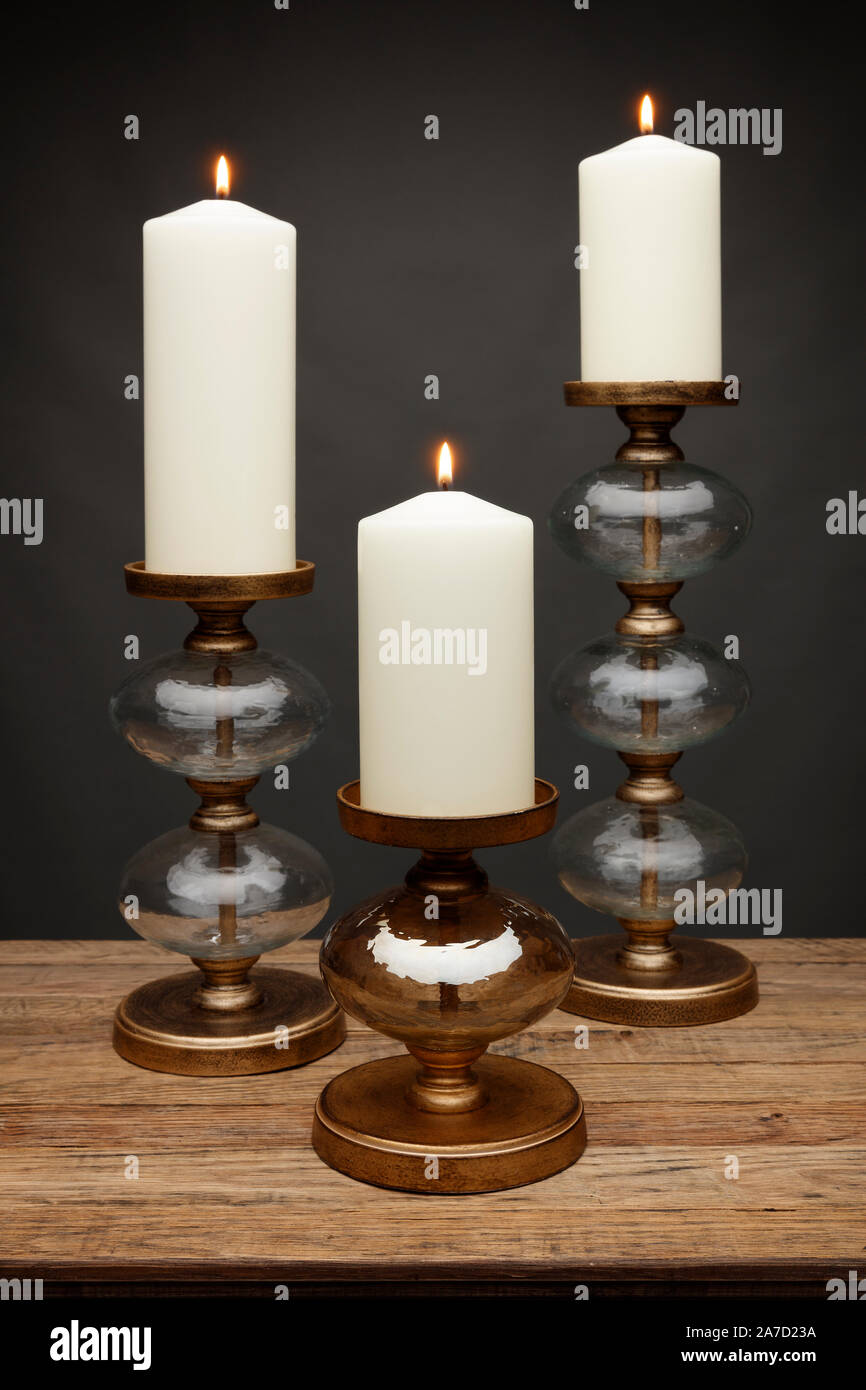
[144,158,296,575]
[358,448,535,817]
[579,97,721,381]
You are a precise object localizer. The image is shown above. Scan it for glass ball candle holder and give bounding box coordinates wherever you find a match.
[549,458,751,580]
[312,780,586,1194]
[109,563,345,1075]
[110,645,329,778]
[548,383,759,1026]
[553,776,747,922]
[550,625,750,752]
[118,791,333,962]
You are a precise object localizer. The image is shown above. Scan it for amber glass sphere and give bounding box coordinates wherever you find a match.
[320,855,573,1053]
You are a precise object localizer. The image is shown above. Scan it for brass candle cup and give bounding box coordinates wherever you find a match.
[550,382,758,1026]
[312,780,586,1194]
[110,562,345,1075]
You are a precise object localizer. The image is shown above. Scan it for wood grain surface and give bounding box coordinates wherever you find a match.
[0,938,862,1296]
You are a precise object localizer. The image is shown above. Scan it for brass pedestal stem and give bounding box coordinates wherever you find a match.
[613,753,683,973]
[403,848,491,1112]
[405,1046,488,1114]
[191,957,263,1011]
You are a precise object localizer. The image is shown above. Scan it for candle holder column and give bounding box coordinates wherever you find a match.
[548,382,758,1025]
[312,779,586,1194]
[109,561,345,1073]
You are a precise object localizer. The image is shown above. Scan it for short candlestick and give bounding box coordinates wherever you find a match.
[312,780,586,1193]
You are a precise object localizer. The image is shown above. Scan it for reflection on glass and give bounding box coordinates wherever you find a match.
[368,922,523,984]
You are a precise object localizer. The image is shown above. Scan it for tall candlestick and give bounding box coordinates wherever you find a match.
[358,445,535,817]
[144,157,296,575]
[579,96,721,381]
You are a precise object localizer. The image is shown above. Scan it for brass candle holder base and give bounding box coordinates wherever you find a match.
[314,1052,582,1195]
[312,780,586,1194]
[114,960,344,1076]
[110,562,344,1075]
[566,935,758,1028]
[551,383,759,1028]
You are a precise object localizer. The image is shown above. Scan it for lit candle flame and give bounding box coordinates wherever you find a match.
[437,441,453,489]
[215,155,230,197]
[639,94,654,134]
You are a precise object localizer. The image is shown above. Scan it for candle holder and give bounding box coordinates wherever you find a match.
[109,561,345,1074]
[548,382,758,1025]
[312,779,585,1194]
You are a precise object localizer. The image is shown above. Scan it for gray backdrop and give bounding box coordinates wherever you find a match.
[1,0,860,942]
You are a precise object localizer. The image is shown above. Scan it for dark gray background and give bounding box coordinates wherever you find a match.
[1,0,860,942]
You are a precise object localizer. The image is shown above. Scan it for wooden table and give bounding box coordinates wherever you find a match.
[0,938,862,1297]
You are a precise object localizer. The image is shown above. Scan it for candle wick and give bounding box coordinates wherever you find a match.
[439,480,449,491]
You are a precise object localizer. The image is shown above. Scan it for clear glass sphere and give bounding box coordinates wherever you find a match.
[321,880,573,1052]
[119,822,333,959]
[552,796,746,920]
[550,632,750,752]
[110,647,330,778]
[549,460,751,580]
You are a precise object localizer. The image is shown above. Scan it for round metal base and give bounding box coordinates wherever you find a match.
[562,935,759,1026]
[113,967,345,1075]
[312,1052,586,1194]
